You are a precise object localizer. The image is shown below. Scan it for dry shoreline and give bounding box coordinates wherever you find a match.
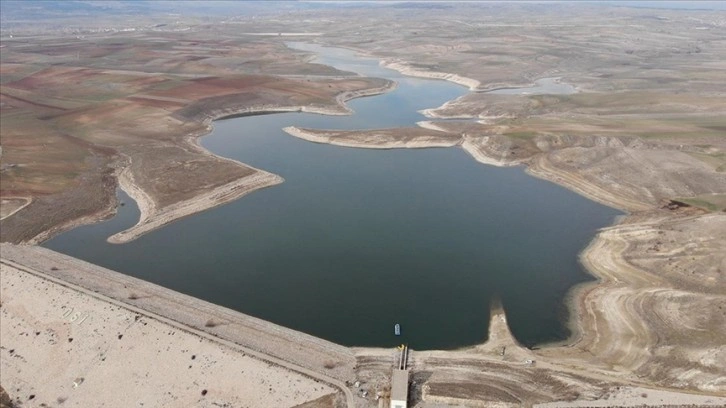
[380,59,481,90]
[300,42,480,91]
[0,197,32,221]
[418,98,474,119]
[2,4,725,405]
[101,79,396,244]
[283,126,461,149]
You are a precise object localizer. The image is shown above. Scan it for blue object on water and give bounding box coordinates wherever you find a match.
[394,323,401,336]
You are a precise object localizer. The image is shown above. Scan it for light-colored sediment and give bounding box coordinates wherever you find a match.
[211,37,726,399]
[533,386,726,408]
[419,98,510,123]
[0,197,32,220]
[350,273,725,406]
[460,135,526,167]
[419,100,471,119]
[283,126,461,149]
[525,153,654,212]
[23,191,120,246]
[381,59,481,90]
[238,32,324,36]
[104,108,334,245]
[207,104,351,118]
[418,95,498,120]
[457,133,726,213]
[534,387,726,408]
[419,99,467,119]
[107,166,283,244]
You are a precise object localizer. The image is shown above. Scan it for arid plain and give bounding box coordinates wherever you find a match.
[1,2,725,407]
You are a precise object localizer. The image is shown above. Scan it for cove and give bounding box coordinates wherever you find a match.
[44,43,620,350]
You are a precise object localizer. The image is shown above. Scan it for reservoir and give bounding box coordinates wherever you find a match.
[44,43,620,350]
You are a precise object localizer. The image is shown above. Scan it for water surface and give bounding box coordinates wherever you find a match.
[45,43,619,350]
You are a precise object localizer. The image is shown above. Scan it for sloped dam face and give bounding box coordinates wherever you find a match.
[44,43,620,350]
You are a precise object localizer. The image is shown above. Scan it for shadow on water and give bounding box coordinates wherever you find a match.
[44,43,620,350]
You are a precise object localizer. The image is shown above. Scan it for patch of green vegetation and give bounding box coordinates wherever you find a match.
[503,131,537,139]
[687,151,726,172]
[678,195,726,212]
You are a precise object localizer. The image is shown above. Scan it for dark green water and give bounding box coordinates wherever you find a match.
[44,44,620,350]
